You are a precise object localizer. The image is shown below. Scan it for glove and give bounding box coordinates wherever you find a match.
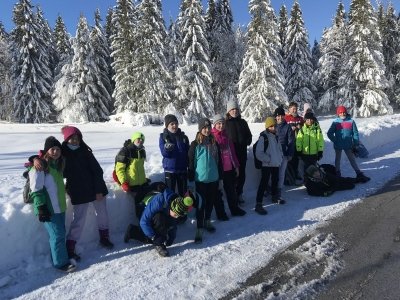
[164,142,175,151]
[317,151,323,161]
[121,182,130,192]
[38,205,51,222]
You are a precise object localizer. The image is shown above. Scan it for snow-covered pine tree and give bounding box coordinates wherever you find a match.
[311,39,321,70]
[53,15,72,76]
[130,0,171,114]
[110,0,136,113]
[284,0,315,109]
[104,7,116,93]
[91,9,114,112]
[238,0,287,122]
[0,23,13,121]
[378,3,400,107]
[315,1,347,113]
[53,15,111,122]
[278,5,288,60]
[337,0,392,117]
[11,0,54,123]
[175,0,214,122]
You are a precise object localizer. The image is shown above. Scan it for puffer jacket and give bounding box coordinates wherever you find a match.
[296,124,324,155]
[29,160,67,215]
[255,130,283,167]
[159,128,189,173]
[327,116,359,150]
[211,128,239,172]
[275,120,295,157]
[115,140,147,187]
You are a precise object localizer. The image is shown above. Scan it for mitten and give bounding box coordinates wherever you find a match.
[317,151,323,160]
[121,182,130,192]
[164,142,175,151]
[38,205,51,222]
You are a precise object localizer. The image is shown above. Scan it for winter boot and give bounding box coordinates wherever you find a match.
[57,263,77,273]
[66,239,81,262]
[194,229,203,244]
[272,189,286,205]
[155,244,169,257]
[205,220,216,233]
[356,172,370,183]
[99,229,114,249]
[231,207,246,216]
[217,213,229,221]
[255,203,268,215]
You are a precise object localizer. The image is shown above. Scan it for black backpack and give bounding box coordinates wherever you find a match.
[253,132,269,169]
[22,169,33,204]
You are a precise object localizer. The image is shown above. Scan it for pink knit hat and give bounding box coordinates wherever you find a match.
[61,126,82,142]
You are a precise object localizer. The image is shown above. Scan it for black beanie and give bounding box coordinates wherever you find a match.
[198,118,211,131]
[304,112,315,120]
[43,136,62,154]
[164,114,178,127]
[273,106,285,117]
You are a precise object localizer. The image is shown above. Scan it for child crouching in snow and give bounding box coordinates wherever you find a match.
[29,136,76,273]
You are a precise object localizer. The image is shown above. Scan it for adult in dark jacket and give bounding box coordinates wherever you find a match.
[274,106,295,202]
[159,114,190,196]
[124,188,193,257]
[61,126,113,261]
[224,100,252,203]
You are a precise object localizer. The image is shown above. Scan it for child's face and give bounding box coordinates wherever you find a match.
[214,121,224,131]
[313,170,322,179]
[228,108,238,118]
[133,138,144,147]
[267,125,276,133]
[47,146,61,160]
[288,106,297,115]
[67,134,80,146]
[339,112,346,119]
[201,126,211,136]
[275,114,284,124]
[167,121,178,133]
[305,118,314,126]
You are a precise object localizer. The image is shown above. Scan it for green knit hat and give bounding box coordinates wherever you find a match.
[170,196,193,216]
[131,132,145,143]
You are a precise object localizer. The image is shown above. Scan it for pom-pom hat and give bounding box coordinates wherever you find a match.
[170,196,193,216]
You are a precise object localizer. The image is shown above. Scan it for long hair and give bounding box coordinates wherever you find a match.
[42,152,65,173]
[195,132,216,145]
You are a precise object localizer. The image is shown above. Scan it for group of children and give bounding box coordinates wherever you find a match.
[28,100,371,269]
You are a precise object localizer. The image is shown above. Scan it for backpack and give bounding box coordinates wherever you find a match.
[22,168,33,204]
[253,132,269,169]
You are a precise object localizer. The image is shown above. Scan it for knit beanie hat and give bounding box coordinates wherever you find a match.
[198,118,212,131]
[304,112,315,120]
[265,117,276,128]
[61,126,82,142]
[43,136,62,154]
[170,196,194,216]
[212,113,225,125]
[164,114,178,127]
[273,106,285,117]
[226,100,239,113]
[336,105,347,115]
[131,132,145,143]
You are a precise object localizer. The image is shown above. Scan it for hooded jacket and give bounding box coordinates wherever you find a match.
[327,116,359,150]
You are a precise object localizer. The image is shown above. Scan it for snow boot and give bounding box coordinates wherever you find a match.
[217,213,229,221]
[99,229,114,249]
[231,207,246,216]
[66,239,81,262]
[194,229,203,244]
[255,203,268,215]
[272,189,286,205]
[155,244,169,257]
[205,220,216,233]
[57,263,76,273]
[356,172,370,183]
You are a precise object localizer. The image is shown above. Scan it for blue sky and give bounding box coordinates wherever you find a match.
[0,1,398,42]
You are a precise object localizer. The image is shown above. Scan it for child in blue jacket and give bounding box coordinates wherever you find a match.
[159,114,190,196]
[124,188,193,257]
[327,106,370,183]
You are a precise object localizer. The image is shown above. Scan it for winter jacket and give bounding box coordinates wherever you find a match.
[139,188,177,239]
[255,130,283,167]
[224,115,252,161]
[284,113,304,134]
[188,136,222,183]
[296,124,324,156]
[115,140,147,187]
[275,120,295,157]
[211,128,239,172]
[62,143,108,205]
[159,128,189,173]
[29,160,67,215]
[327,116,359,150]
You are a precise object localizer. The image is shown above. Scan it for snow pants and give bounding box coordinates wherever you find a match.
[43,212,69,268]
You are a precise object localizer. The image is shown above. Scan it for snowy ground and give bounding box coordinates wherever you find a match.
[1,113,400,299]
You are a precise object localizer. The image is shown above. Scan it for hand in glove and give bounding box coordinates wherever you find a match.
[121,182,130,192]
[164,142,175,151]
[38,205,51,222]
[317,151,323,161]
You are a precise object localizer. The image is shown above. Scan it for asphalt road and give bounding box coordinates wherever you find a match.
[221,174,400,300]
